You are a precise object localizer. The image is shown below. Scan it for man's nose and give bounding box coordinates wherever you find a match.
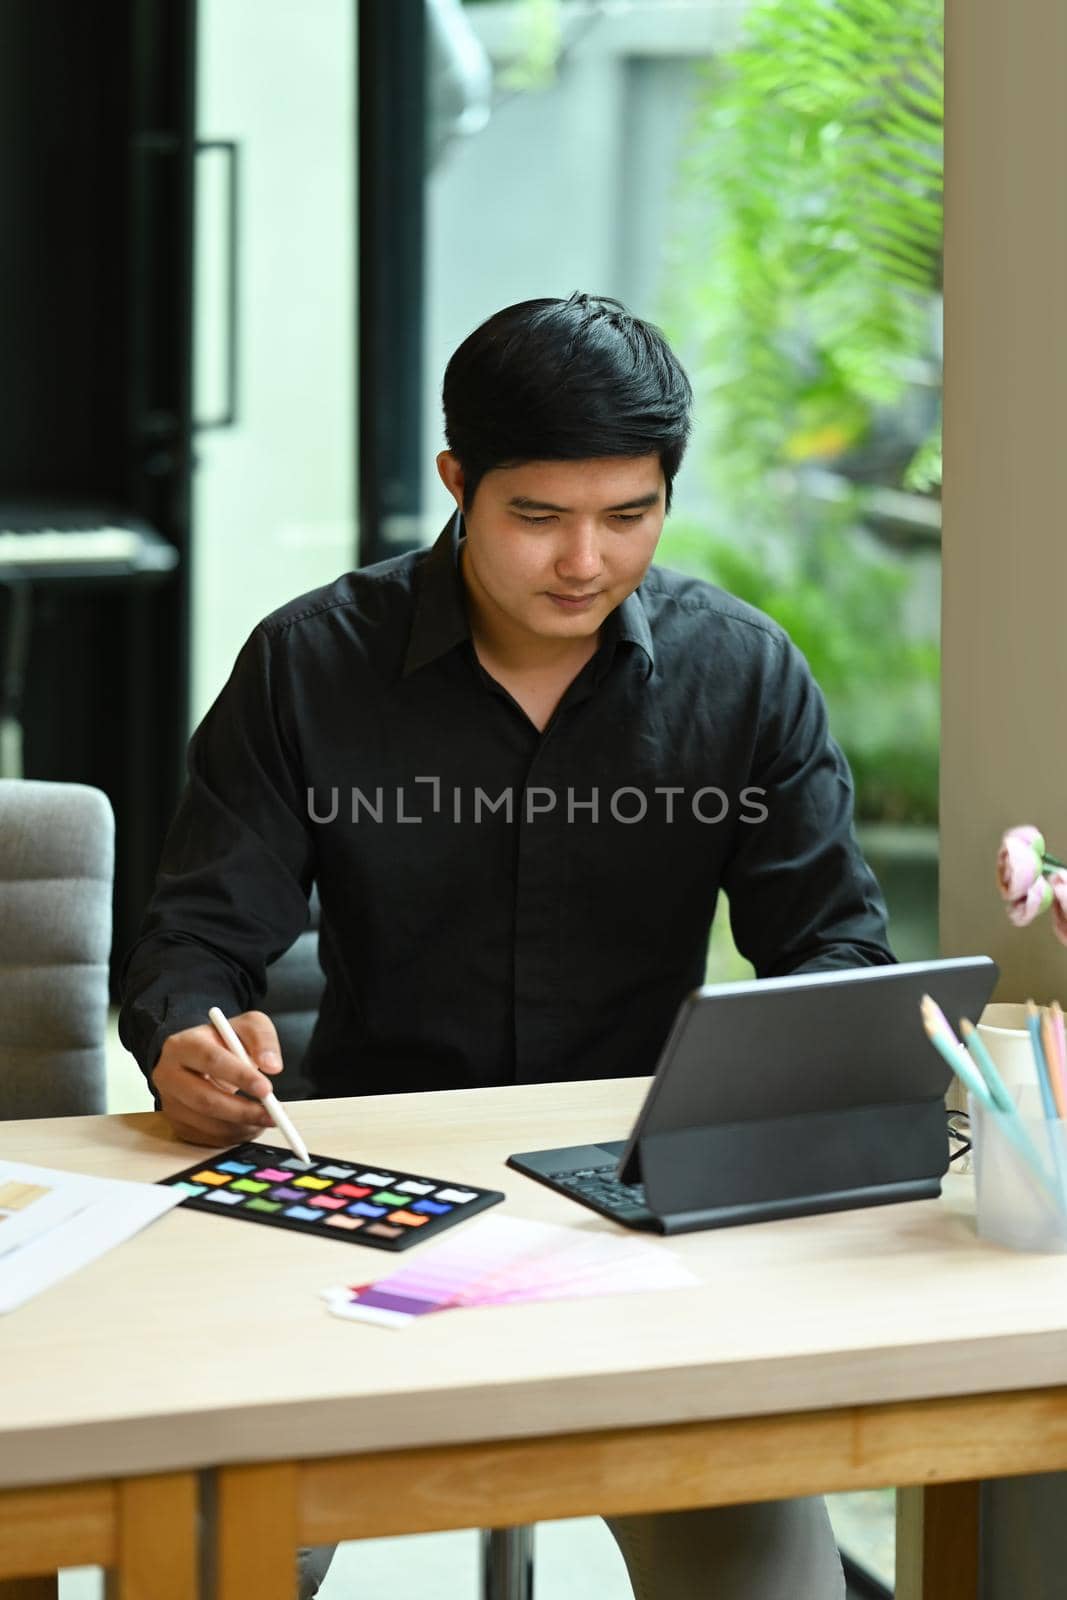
[555,526,603,582]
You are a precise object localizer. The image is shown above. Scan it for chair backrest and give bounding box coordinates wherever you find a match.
[262,885,324,1102]
[0,779,114,1118]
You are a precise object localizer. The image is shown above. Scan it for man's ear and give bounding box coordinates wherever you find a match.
[436,450,465,511]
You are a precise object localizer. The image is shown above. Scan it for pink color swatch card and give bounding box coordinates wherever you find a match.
[322,1213,699,1328]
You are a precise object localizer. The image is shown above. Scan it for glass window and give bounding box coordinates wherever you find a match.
[423,0,941,990]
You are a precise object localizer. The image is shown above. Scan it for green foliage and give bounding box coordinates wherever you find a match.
[660,0,943,823]
[668,0,943,507]
[902,428,942,493]
[658,513,940,824]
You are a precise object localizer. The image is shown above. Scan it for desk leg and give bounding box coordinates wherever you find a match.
[896,1482,980,1600]
[103,1474,198,1600]
[207,1465,298,1600]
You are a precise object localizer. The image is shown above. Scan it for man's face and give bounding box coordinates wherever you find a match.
[439,453,666,648]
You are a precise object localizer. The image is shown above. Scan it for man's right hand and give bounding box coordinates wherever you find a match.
[150,1010,284,1146]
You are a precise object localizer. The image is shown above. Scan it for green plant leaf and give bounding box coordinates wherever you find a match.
[660,0,943,822]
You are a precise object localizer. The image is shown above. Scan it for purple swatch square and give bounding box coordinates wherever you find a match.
[357,1288,440,1316]
[269,1186,306,1202]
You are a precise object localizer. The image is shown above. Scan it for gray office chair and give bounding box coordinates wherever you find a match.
[0,778,113,1119]
[0,781,112,1600]
[263,896,534,1600]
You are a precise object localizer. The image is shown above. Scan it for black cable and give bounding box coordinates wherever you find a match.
[947,1108,972,1163]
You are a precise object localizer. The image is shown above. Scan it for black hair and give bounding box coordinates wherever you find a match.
[442,292,693,514]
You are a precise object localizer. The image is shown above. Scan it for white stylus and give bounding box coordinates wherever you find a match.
[207,1006,311,1167]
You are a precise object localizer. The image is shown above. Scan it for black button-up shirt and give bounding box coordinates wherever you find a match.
[120,513,894,1097]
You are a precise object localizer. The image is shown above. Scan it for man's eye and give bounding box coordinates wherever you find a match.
[516,512,645,526]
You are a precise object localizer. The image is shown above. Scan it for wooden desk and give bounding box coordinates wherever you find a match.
[4,1080,1067,1599]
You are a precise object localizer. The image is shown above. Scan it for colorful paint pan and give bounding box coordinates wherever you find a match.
[161,1142,505,1252]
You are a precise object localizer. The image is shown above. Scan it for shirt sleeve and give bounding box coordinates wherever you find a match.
[721,632,896,977]
[118,623,314,1085]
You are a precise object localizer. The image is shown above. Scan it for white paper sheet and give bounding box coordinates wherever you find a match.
[0,1160,183,1313]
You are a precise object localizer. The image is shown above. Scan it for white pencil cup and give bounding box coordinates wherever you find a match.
[969,1091,1067,1253]
[976,1003,1049,1096]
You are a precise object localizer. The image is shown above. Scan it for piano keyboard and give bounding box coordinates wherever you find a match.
[0,527,143,564]
[0,511,177,575]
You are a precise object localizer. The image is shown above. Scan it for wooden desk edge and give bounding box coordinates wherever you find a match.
[8,1350,1067,1491]
[4,1391,1050,1599]
[205,1385,1067,1545]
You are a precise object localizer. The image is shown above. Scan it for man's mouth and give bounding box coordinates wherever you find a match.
[545,592,600,610]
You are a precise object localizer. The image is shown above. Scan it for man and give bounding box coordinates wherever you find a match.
[122,292,893,1598]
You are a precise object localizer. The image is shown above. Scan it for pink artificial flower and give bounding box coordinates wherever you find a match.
[997,825,1046,901]
[1007,875,1053,927]
[1049,869,1067,947]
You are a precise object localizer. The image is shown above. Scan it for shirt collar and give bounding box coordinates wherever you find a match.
[607,585,656,678]
[401,508,656,680]
[402,511,471,677]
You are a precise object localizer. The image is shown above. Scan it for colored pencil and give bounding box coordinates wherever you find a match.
[918,998,1061,1203]
[1026,1000,1059,1123]
[1052,1001,1067,1115]
[959,1018,1064,1209]
[1041,1008,1067,1118]
[1054,1000,1067,1075]
[919,998,994,1110]
[959,1019,1014,1113]
[1026,1001,1067,1209]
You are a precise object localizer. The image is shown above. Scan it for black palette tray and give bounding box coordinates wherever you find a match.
[161,1141,505,1250]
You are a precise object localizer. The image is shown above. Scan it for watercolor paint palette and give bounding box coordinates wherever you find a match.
[162,1142,505,1250]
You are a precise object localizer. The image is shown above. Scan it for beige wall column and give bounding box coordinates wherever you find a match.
[941,0,1067,999]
